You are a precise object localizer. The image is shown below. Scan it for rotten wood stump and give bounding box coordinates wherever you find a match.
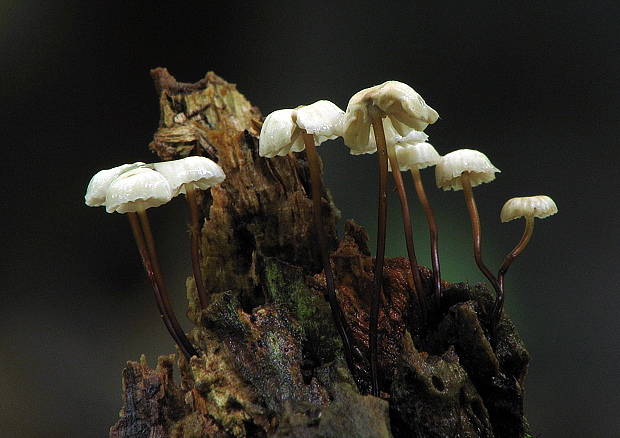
[110,69,531,438]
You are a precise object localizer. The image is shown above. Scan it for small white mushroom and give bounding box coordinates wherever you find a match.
[153,156,225,196]
[343,80,439,151]
[493,195,558,341]
[105,167,173,214]
[153,156,226,310]
[295,100,344,142]
[258,109,303,157]
[436,149,502,325]
[388,138,437,172]
[498,196,558,285]
[258,100,344,158]
[343,80,439,396]
[86,165,196,360]
[500,195,558,223]
[435,149,500,191]
[84,162,146,207]
[346,117,401,156]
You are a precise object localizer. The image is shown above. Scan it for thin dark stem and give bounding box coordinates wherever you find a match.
[136,209,165,291]
[369,110,389,397]
[301,131,354,373]
[185,183,210,310]
[410,167,442,312]
[130,211,198,360]
[494,216,534,330]
[461,173,502,346]
[386,145,427,323]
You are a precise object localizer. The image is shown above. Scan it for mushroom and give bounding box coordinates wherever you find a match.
[259,100,354,372]
[435,149,502,324]
[84,161,145,207]
[390,139,443,311]
[343,81,438,395]
[493,195,558,331]
[153,156,226,310]
[88,166,198,360]
[258,100,343,158]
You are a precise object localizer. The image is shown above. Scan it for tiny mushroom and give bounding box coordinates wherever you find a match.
[87,165,197,360]
[153,156,226,310]
[492,196,558,332]
[343,81,439,151]
[105,167,173,214]
[435,149,500,191]
[259,100,354,373]
[436,149,502,323]
[389,139,443,309]
[153,156,225,196]
[343,80,439,396]
[84,161,145,207]
[258,100,343,158]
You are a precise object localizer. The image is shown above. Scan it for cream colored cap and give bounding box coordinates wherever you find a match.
[343,80,438,153]
[258,108,303,158]
[259,100,344,158]
[435,149,500,191]
[85,162,146,207]
[501,195,558,222]
[384,126,434,169]
[154,156,225,196]
[295,100,344,142]
[105,167,172,213]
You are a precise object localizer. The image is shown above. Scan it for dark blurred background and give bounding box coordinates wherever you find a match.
[1,1,618,436]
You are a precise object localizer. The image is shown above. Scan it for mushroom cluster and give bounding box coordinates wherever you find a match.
[86,79,557,394]
[259,80,557,393]
[85,156,225,360]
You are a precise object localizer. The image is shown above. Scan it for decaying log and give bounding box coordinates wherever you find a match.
[110,69,531,438]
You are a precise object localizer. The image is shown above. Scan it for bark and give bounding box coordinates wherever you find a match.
[110,69,531,438]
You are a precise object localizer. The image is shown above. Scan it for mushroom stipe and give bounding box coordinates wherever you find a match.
[369,109,389,397]
[128,210,199,360]
[184,183,209,310]
[385,138,427,323]
[409,165,442,312]
[301,131,355,373]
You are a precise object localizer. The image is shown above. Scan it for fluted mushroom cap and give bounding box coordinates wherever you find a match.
[105,167,173,213]
[389,137,440,172]
[259,100,344,158]
[153,156,225,196]
[343,80,439,152]
[435,149,500,191]
[85,162,146,207]
[295,100,344,140]
[346,117,401,155]
[259,109,302,158]
[500,195,558,222]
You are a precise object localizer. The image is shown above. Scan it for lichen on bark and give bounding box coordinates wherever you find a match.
[110,69,531,438]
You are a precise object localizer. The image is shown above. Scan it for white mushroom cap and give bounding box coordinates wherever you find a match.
[153,156,226,196]
[259,109,303,158]
[347,117,401,155]
[295,100,344,141]
[387,133,439,172]
[343,80,439,152]
[85,162,146,207]
[500,195,558,222]
[105,167,173,213]
[435,149,500,191]
[259,100,344,158]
